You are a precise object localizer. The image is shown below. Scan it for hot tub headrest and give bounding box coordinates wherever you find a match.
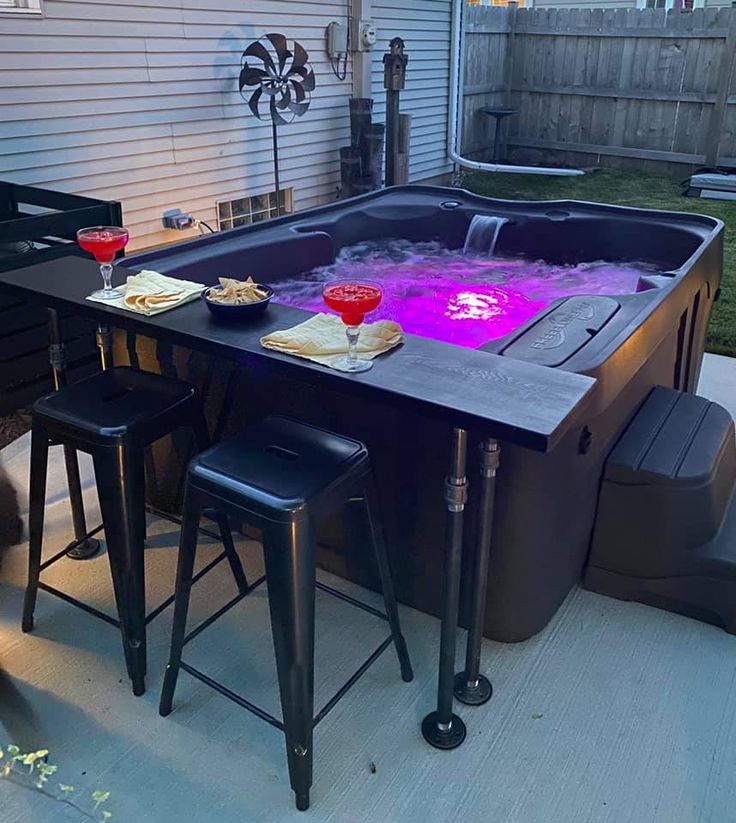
[127,232,335,285]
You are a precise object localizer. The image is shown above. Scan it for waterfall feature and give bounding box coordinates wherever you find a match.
[463,215,508,256]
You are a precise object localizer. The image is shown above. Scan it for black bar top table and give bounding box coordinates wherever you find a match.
[0,256,596,749]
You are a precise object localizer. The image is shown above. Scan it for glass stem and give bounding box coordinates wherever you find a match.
[346,325,360,365]
[100,263,113,292]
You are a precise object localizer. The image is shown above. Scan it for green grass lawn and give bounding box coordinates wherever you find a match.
[460,169,736,357]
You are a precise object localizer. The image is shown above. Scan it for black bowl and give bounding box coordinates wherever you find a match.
[202,284,273,320]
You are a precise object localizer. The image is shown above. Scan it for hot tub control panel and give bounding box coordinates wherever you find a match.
[500,295,620,367]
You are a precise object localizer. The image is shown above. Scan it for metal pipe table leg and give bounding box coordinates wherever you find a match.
[95,324,113,372]
[47,308,100,561]
[454,438,500,706]
[421,427,469,750]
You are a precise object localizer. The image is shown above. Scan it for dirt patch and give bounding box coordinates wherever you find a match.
[0,408,31,451]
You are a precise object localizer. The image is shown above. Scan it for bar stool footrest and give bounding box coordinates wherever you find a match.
[176,567,399,734]
[177,634,395,733]
[315,581,388,622]
[183,575,267,645]
[38,582,120,628]
[179,661,285,731]
[35,518,244,628]
[40,523,105,571]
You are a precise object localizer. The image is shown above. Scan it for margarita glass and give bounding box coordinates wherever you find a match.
[322,280,383,372]
[77,226,129,300]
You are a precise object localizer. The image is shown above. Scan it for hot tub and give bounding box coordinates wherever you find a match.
[127,186,723,641]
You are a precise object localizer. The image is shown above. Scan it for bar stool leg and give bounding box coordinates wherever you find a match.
[263,518,316,812]
[422,427,468,750]
[94,444,147,696]
[160,486,202,717]
[22,427,50,633]
[190,408,248,594]
[47,308,99,561]
[362,479,413,683]
[454,438,499,706]
[215,512,249,594]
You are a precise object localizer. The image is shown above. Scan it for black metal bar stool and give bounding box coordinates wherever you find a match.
[159,416,413,811]
[21,366,248,696]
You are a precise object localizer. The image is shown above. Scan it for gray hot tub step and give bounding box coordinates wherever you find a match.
[584,385,736,633]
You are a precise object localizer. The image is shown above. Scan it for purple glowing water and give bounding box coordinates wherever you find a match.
[274,239,655,349]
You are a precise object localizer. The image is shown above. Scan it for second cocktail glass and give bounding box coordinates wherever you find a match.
[77,226,129,300]
[322,280,383,372]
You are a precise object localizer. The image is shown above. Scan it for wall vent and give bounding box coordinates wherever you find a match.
[216,189,293,230]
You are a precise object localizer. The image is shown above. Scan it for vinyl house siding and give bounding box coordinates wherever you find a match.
[371,0,454,182]
[0,0,455,252]
[0,0,355,251]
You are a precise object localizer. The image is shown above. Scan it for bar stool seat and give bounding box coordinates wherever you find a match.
[160,416,413,812]
[190,416,368,517]
[34,366,199,444]
[22,366,248,697]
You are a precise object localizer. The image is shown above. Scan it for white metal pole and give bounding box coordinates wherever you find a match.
[448,0,584,176]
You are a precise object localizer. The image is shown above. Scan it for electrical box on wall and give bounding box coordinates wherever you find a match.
[326,21,348,58]
[351,18,376,52]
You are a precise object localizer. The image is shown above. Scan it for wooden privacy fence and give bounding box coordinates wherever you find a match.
[462,5,736,170]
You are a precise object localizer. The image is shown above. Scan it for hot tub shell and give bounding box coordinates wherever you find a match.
[128,186,723,642]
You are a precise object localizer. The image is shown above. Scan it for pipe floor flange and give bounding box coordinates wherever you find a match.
[453,672,493,706]
[66,537,101,560]
[421,711,467,750]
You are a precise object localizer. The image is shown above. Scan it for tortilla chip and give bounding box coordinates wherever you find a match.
[208,276,268,304]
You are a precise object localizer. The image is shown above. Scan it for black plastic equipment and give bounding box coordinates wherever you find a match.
[159,416,413,812]
[22,366,248,695]
[124,184,722,643]
[585,386,736,631]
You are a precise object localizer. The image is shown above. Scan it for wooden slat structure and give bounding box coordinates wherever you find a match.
[462,5,736,170]
[0,181,122,414]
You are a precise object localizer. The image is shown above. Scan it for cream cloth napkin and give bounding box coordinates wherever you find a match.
[86,270,205,316]
[260,313,403,370]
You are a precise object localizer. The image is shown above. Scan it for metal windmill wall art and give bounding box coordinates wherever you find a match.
[239,33,316,216]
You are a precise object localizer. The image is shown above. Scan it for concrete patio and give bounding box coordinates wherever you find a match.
[1,353,735,823]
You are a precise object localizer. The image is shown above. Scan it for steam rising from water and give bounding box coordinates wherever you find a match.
[273,239,654,349]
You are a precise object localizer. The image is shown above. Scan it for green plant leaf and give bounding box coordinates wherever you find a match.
[58,784,75,795]
[6,745,19,757]
[92,790,111,809]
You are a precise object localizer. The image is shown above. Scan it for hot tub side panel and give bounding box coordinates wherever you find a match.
[111,305,694,642]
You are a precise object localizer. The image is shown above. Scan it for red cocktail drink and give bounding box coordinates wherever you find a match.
[78,228,128,264]
[322,280,383,372]
[323,282,382,326]
[77,226,129,300]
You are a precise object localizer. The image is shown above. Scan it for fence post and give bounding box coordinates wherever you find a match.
[503,0,519,108]
[705,8,736,167]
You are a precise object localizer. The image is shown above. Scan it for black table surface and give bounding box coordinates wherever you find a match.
[0,256,597,452]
